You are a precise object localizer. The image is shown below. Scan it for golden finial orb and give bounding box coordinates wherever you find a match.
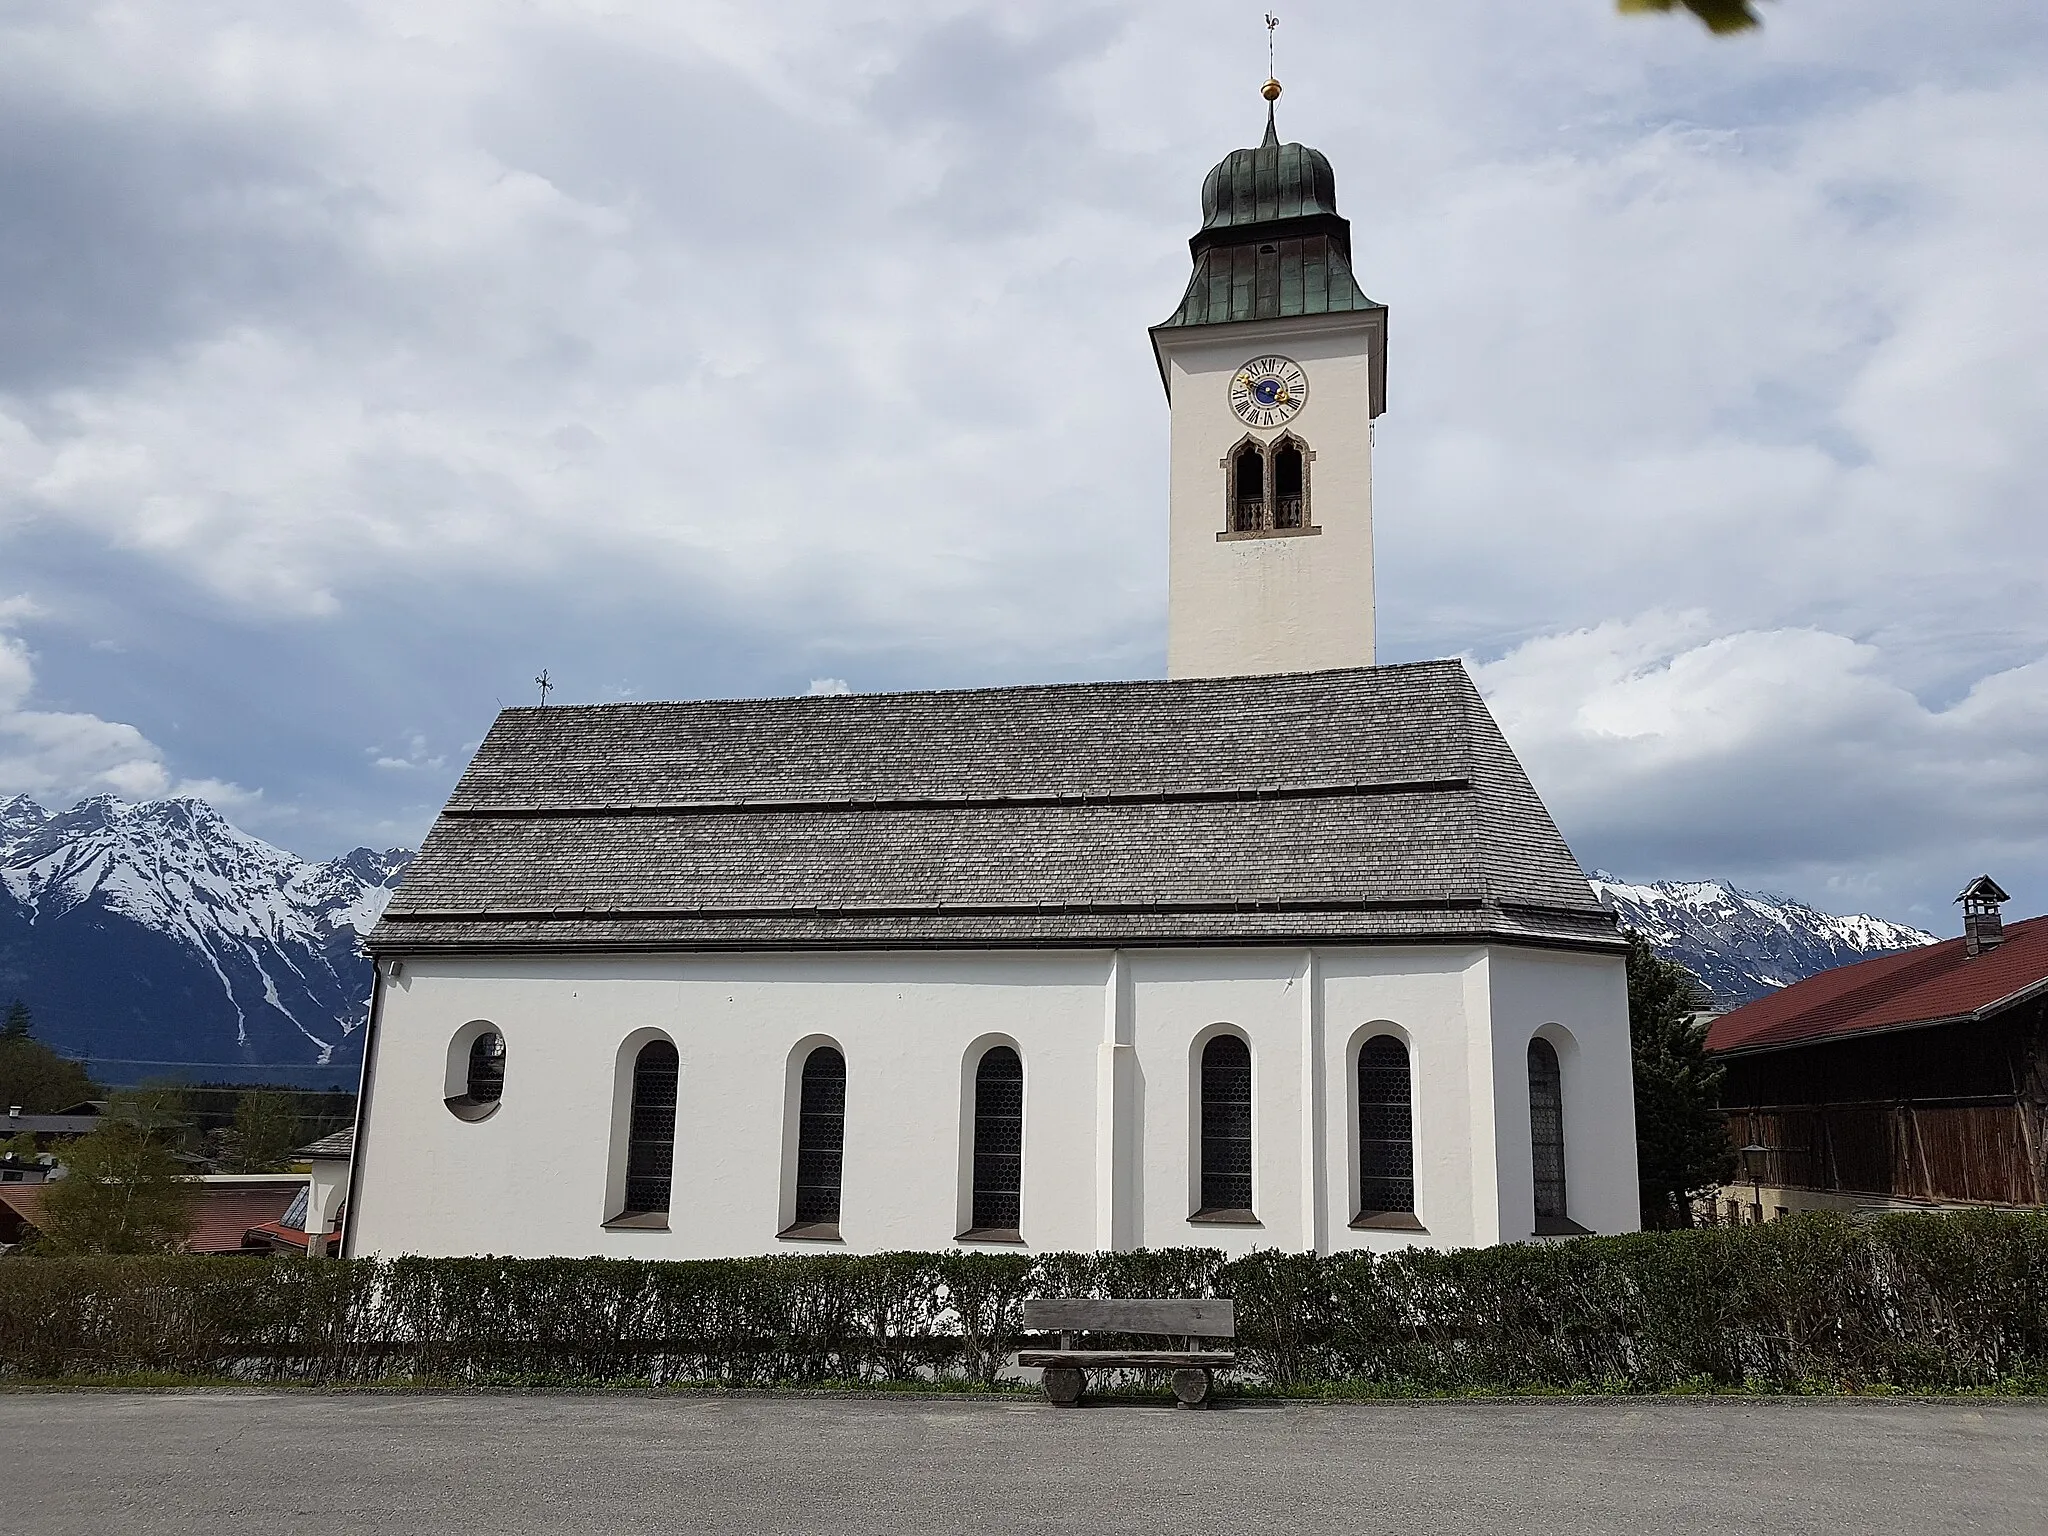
[1262,77,1283,102]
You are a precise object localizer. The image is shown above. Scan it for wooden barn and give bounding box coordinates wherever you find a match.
[1707,879,2048,1216]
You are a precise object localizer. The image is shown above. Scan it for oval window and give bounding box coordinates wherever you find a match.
[445,1024,506,1121]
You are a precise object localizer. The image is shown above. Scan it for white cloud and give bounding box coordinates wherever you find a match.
[807,678,852,696]
[367,733,448,772]
[0,1,2042,917]
[1476,615,2048,924]
[0,603,257,810]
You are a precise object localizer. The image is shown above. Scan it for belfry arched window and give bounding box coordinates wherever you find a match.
[1356,1035,1417,1224]
[1528,1037,1572,1234]
[1273,437,1306,528]
[1230,441,1265,532]
[1222,436,1314,535]
[788,1044,846,1236]
[1196,1033,1254,1220]
[621,1039,679,1219]
[966,1046,1024,1239]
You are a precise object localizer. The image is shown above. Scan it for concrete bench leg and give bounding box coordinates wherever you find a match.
[1043,1367,1086,1406]
[1171,1368,1214,1408]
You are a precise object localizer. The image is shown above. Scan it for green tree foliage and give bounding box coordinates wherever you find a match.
[1618,0,1765,33]
[1627,931,1736,1227]
[222,1090,301,1174]
[27,1088,199,1255]
[0,1002,99,1115]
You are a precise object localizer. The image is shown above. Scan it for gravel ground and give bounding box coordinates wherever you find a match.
[4,1391,2045,1535]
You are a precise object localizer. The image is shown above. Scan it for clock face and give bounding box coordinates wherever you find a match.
[1229,354,1309,429]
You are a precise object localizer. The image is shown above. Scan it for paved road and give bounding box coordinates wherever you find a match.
[4,1392,2045,1534]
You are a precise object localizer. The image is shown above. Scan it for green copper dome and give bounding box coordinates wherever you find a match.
[1199,109,1341,230]
[1154,100,1385,382]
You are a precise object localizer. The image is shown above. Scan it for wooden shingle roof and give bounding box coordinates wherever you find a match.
[370,662,1617,955]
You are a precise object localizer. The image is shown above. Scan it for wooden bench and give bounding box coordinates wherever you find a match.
[1016,1297,1236,1408]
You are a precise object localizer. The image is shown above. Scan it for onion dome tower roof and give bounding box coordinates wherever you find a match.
[1199,104,1341,230]
[1153,83,1385,408]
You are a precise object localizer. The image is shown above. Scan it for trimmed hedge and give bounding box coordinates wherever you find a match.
[4,1213,2047,1392]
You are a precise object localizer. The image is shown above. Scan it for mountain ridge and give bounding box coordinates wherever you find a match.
[1589,871,1938,1005]
[0,793,410,1078]
[0,791,1945,1073]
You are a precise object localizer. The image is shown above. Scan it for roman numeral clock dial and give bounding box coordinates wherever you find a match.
[1229,354,1309,429]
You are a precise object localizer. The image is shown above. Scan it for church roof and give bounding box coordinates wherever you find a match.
[369,662,1616,956]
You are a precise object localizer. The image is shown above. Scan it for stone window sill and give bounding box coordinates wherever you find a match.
[603,1211,669,1231]
[778,1221,843,1242]
[1217,525,1321,542]
[443,1095,500,1123]
[1534,1215,1593,1237]
[955,1227,1025,1246]
[1189,1208,1262,1226]
[1351,1210,1427,1232]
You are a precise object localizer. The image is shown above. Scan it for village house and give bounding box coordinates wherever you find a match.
[343,87,1641,1262]
[1709,878,2048,1217]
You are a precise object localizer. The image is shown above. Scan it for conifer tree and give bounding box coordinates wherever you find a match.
[0,1001,99,1113]
[1627,931,1736,1227]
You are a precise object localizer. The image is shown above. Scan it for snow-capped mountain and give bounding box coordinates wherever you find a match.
[0,795,410,1077]
[1590,872,1939,1005]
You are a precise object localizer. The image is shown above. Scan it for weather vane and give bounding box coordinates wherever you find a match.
[1263,13,1283,104]
[535,668,553,706]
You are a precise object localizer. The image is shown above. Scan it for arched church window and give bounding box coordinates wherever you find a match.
[1528,1037,1570,1233]
[1356,1035,1415,1220]
[1196,1033,1254,1219]
[1230,442,1265,532]
[789,1045,846,1235]
[466,1031,505,1104]
[1273,437,1306,529]
[622,1039,679,1218]
[966,1046,1024,1238]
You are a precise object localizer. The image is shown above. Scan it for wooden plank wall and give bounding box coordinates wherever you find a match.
[1728,1100,2044,1207]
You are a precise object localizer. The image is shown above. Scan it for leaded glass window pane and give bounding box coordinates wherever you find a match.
[623,1040,679,1216]
[1200,1034,1254,1214]
[793,1046,846,1227]
[970,1046,1023,1232]
[1529,1038,1568,1223]
[1357,1035,1414,1214]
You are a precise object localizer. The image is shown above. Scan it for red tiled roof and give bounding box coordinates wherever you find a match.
[1708,913,2048,1056]
[0,1180,302,1254]
[188,1186,302,1254]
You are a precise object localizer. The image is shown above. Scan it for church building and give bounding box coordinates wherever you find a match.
[345,85,1639,1260]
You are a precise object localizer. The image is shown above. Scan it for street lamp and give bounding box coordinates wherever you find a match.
[1738,1142,1771,1225]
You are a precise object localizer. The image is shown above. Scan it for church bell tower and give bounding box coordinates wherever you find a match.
[1151,80,1387,679]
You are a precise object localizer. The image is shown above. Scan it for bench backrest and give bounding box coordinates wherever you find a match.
[1021,1297,1235,1338]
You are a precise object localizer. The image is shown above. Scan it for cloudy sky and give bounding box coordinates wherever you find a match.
[1,0,2043,931]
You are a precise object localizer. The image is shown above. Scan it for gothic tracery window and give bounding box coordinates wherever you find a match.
[1230,441,1265,532]
[1273,438,1305,529]
[1223,435,1312,534]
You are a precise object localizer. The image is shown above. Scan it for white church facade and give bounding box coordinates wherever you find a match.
[344,89,1639,1261]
